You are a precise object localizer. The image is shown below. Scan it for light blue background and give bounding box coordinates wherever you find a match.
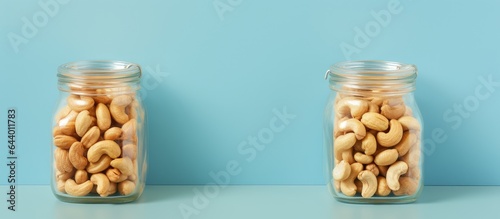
[0,0,499,186]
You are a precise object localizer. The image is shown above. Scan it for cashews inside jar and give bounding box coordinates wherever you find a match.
[325,60,423,202]
[52,61,145,202]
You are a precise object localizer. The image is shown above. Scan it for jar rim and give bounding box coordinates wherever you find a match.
[57,60,141,94]
[326,60,417,96]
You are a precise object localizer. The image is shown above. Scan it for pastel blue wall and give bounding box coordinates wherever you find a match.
[0,0,499,186]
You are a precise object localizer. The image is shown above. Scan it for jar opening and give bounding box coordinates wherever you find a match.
[58,60,141,95]
[326,60,417,96]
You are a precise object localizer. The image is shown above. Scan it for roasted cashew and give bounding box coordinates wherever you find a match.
[87,140,121,162]
[110,95,133,124]
[341,149,355,164]
[93,89,112,104]
[361,112,389,132]
[386,161,408,191]
[393,177,418,196]
[54,135,78,150]
[96,103,112,131]
[121,119,137,142]
[81,126,100,148]
[56,169,75,181]
[334,133,357,160]
[366,164,379,176]
[340,162,363,196]
[333,160,351,181]
[67,95,95,112]
[68,142,87,170]
[380,98,406,120]
[360,132,377,155]
[377,119,403,147]
[110,157,134,176]
[337,118,366,140]
[394,131,417,156]
[335,98,369,119]
[104,127,122,140]
[90,173,111,197]
[118,180,136,195]
[398,116,421,131]
[357,170,377,198]
[368,102,380,113]
[354,152,373,164]
[64,179,93,196]
[55,148,73,173]
[106,168,128,183]
[86,155,112,174]
[374,149,399,166]
[74,170,89,184]
[75,110,93,137]
[122,144,137,159]
[376,176,391,196]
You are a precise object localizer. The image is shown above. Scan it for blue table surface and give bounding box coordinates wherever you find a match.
[1,185,498,219]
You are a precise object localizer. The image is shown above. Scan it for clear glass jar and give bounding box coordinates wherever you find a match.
[324,60,423,203]
[51,60,147,203]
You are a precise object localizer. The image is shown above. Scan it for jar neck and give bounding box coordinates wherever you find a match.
[57,60,141,95]
[326,60,417,97]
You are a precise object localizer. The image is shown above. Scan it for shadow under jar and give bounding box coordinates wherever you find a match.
[324,60,423,203]
[52,60,147,203]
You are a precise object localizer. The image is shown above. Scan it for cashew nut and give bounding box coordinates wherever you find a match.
[361,112,389,131]
[75,170,89,184]
[87,140,121,162]
[341,149,355,164]
[56,169,75,181]
[64,179,93,196]
[333,160,351,181]
[81,126,100,148]
[337,118,366,140]
[334,133,357,160]
[54,105,71,123]
[376,176,391,196]
[398,116,421,131]
[335,98,369,119]
[386,161,408,191]
[68,141,88,170]
[90,173,111,197]
[59,121,76,136]
[67,95,95,112]
[54,135,78,150]
[368,102,380,113]
[340,162,363,196]
[376,119,403,147]
[354,152,373,164]
[374,149,399,166]
[122,144,137,159]
[86,155,112,174]
[360,132,377,155]
[121,119,137,142]
[357,170,377,198]
[393,177,418,196]
[400,144,421,168]
[118,180,136,195]
[106,168,128,183]
[378,165,388,177]
[110,157,134,176]
[104,127,122,140]
[96,103,112,131]
[381,98,406,120]
[93,89,112,104]
[366,164,379,176]
[55,148,73,173]
[110,95,133,124]
[394,131,417,156]
[75,110,93,137]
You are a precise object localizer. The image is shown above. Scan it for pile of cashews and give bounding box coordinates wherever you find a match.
[53,86,142,197]
[332,95,421,198]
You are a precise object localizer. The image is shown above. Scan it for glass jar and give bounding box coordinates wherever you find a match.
[51,60,147,203]
[324,60,423,203]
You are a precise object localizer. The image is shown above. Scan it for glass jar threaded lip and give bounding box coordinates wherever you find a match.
[57,60,141,95]
[326,60,417,96]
